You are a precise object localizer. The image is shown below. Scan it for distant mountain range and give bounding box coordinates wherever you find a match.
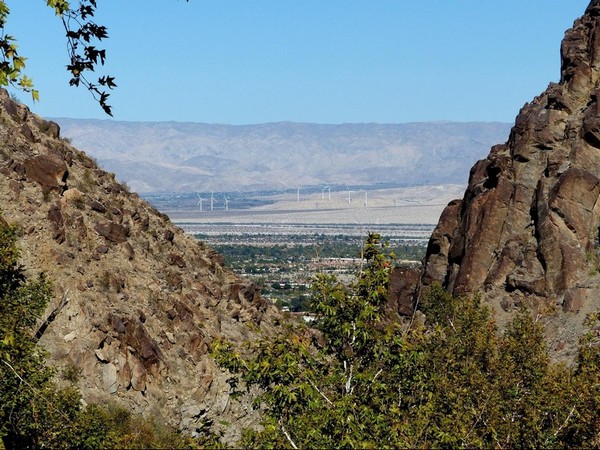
[54,119,512,194]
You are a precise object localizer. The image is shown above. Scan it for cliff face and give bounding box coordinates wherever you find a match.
[0,89,280,441]
[421,0,600,359]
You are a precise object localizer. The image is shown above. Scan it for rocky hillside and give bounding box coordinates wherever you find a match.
[0,89,281,442]
[54,119,510,193]
[421,0,600,361]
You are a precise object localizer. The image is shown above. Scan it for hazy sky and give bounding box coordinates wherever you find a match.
[7,0,592,124]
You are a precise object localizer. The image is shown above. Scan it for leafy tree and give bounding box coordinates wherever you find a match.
[1,0,195,114]
[0,0,116,114]
[214,233,600,448]
[0,217,106,448]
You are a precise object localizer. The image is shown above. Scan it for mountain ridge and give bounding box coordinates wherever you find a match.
[53,118,511,194]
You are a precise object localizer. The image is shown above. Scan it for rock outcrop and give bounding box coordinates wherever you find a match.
[0,89,280,442]
[421,0,600,361]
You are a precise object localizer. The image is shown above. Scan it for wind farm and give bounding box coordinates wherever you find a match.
[153,184,465,227]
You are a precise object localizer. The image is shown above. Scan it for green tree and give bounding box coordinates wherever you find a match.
[214,233,600,448]
[0,217,108,448]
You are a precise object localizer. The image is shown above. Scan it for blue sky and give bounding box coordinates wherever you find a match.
[7,0,592,124]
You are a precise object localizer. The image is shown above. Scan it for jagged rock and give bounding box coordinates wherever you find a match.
[420,0,600,361]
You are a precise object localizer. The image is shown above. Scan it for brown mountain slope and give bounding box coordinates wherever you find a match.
[0,89,280,441]
[421,0,600,361]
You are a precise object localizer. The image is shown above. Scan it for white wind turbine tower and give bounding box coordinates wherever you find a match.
[346,185,353,205]
[297,187,300,203]
[223,194,229,211]
[364,191,368,208]
[210,191,215,211]
[196,193,206,211]
[321,185,331,201]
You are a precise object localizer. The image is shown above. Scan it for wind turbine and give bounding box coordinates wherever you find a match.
[346,185,353,205]
[297,187,300,203]
[223,194,229,211]
[364,191,369,208]
[210,191,215,211]
[196,193,206,211]
[321,185,330,201]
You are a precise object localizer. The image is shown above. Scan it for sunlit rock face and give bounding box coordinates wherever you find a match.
[0,88,281,443]
[421,0,600,361]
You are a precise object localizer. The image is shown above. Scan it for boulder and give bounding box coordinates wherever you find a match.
[24,154,68,193]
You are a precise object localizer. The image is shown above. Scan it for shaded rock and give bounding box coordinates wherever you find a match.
[169,253,187,268]
[89,200,107,213]
[47,204,65,244]
[94,221,129,244]
[388,267,420,316]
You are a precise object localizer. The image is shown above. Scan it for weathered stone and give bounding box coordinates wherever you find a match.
[169,253,187,268]
[47,204,65,244]
[24,154,68,192]
[563,288,588,313]
[89,200,107,213]
[94,221,129,244]
[102,363,118,394]
[388,267,420,316]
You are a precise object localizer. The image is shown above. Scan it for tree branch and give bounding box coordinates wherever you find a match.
[306,376,334,406]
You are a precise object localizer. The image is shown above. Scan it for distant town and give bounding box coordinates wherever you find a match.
[144,188,440,311]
